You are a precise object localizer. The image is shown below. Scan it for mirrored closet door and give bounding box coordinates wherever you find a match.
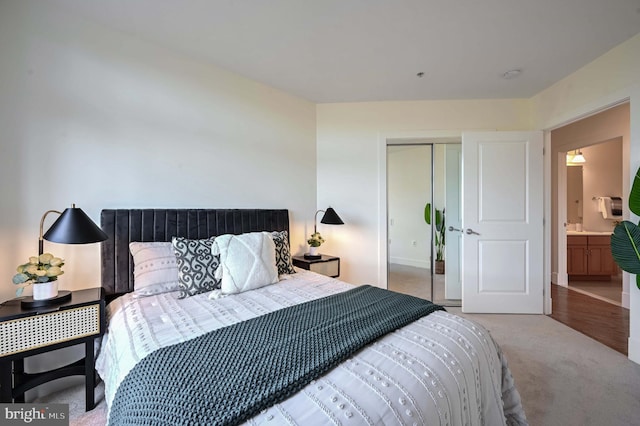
[387,143,461,307]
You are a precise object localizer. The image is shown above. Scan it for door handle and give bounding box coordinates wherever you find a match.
[448,226,462,232]
[466,228,481,235]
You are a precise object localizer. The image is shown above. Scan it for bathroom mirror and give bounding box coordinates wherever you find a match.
[566,165,583,225]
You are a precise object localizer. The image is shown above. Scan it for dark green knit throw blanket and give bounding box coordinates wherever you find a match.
[108,285,445,426]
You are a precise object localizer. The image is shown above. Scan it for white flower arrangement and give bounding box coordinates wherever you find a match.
[12,253,65,296]
[307,232,325,248]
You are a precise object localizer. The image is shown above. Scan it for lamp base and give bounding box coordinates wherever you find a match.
[21,290,72,309]
[304,253,321,260]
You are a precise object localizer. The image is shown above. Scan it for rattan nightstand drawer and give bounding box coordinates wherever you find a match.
[0,287,105,411]
[0,304,101,357]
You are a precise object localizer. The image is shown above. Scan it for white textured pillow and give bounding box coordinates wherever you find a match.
[212,232,278,295]
[129,242,180,296]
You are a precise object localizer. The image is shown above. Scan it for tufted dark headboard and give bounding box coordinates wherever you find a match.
[100,209,290,298]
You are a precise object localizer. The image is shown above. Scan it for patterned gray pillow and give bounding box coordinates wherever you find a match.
[172,236,220,298]
[271,230,296,275]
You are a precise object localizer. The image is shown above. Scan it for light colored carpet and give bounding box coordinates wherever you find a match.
[46,309,640,426]
[33,378,107,426]
[450,308,640,426]
[388,263,461,306]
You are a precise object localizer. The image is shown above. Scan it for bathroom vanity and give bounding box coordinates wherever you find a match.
[567,231,618,279]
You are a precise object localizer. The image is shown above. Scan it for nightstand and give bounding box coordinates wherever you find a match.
[0,287,105,411]
[292,255,340,278]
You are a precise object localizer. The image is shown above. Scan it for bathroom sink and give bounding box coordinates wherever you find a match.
[566,230,613,236]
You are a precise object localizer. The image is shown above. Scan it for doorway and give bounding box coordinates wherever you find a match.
[550,102,630,354]
[386,142,462,307]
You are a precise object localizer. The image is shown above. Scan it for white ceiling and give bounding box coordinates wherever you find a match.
[52,0,640,103]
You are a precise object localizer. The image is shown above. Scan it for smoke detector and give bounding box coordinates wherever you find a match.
[502,69,523,80]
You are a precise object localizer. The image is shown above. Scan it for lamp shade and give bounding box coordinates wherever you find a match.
[43,207,108,245]
[320,207,344,225]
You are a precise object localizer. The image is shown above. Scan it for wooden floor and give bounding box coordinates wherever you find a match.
[568,274,622,306]
[549,284,629,355]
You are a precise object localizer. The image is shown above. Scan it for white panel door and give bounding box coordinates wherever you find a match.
[462,131,544,313]
[445,144,462,299]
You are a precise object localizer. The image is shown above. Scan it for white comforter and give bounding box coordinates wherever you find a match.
[96,270,526,425]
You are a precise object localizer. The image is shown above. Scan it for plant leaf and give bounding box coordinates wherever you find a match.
[611,221,640,279]
[435,210,445,231]
[425,203,432,225]
[12,273,28,284]
[629,167,640,217]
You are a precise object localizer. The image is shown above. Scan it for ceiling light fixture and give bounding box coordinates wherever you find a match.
[502,69,522,80]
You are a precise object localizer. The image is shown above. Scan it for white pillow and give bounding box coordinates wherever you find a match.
[129,242,180,296]
[212,232,278,295]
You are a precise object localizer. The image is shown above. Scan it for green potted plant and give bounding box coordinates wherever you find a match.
[611,167,640,289]
[12,252,65,299]
[307,232,325,256]
[425,203,445,274]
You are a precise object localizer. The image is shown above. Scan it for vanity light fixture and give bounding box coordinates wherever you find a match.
[566,152,574,164]
[572,150,586,163]
[566,149,586,165]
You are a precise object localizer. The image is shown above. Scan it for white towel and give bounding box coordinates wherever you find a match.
[211,232,278,295]
[598,197,612,219]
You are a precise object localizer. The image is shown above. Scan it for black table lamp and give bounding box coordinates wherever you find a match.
[21,204,108,308]
[314,207,344,232]
[40,204,108,255]
[305,207,344,260]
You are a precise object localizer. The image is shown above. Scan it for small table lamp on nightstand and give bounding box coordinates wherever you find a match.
[17,204,108,308]
[40,204,108,255]
[305,207,344,260]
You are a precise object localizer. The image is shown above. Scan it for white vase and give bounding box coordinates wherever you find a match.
[33,281,58,300]
[309,246,319,256]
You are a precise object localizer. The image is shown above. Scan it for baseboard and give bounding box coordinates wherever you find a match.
[622,291,630,309]
[552,271,568,287]
[628,337,640,365]
[389,257,430,269]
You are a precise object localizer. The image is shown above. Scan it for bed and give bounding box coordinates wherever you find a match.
[95,208,527,426]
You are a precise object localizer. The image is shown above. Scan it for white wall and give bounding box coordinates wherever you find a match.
[0,1,317,304]
[387,146,431,268]
[531,34,640,362]
[581,139,623,232]
[317,100,531,287]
